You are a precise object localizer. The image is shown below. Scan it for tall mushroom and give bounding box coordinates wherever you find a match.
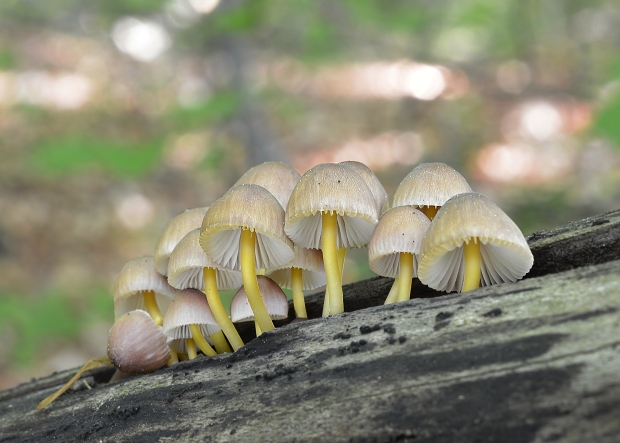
[418,192,534,293]
[200,184,295,333]
[285,163,379,315]
[368,206,431,304]
[168,228,243,351]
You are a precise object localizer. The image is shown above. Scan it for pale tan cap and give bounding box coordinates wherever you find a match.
[107,309,170,374]
[112,256,178,319]
[339,161,388,214]
[267,245,326,290]
[234,161,301,209]
[418,192,534,292]
[167,229,242,291]
[200,184,295,270]
[154,207,208,276]
[285,163,379,249]
[368,206,431,278]
[230,276,289,322]
[162,288,220,352]
[388,163,471,212]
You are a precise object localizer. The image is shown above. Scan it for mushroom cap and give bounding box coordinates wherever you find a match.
[267,245,326,290]
[200,184,295,271]
[418,192,534,292]
[339,161,388,214]
[167,229,242,291]
[230,276,289,322]
[368,206,431,278]
[112,256,177,319]
[388,163,472,212]
[154,207,209,276]
[285,163,379,249]
[233,161,301,209]
[107,309,170,374]
[162,288,220,350]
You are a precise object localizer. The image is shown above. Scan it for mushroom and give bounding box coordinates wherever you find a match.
[387,163,472,220]
[200,184,295,333]
[368,206,431,304]
[233,161,301,209]
[113,255,178,326]
[154,207,208,276]
[107,309,171,373]
[267,245,326,319]
[417,192,534,293]
[168,228,243,351]
[285,163,379,315]
[339,161,388,213]
[163,288,220,359]
[230,276,289,336]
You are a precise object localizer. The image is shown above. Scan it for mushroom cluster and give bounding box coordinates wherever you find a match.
[38,160,533,409]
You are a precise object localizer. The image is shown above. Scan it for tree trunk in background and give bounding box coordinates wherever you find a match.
[0,210,619,443]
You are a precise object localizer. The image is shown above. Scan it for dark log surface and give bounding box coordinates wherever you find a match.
[0,209,619,443]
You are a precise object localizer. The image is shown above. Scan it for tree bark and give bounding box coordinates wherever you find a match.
[0,209,619,443]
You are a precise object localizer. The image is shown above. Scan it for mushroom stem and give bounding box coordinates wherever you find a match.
[37,356,113,410]
[209,331,232,353]
[203,267,244,351]
[255,321,262,336]
[384,277,400,304]
[338,247,347,278]
[462,238,481,292]
[421,206,439,220]
[322,211,344,315]
[291,267,307,318]
[396,252,414,302]
[168,348,179,365]
[240,229,275,332]
[186,338,197,359]
[142,290,163,326]
[189,324,217,357]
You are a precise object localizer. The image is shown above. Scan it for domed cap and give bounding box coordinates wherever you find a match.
[154,207,209,276]
[418,192,534,292]
[233,161,301,209]
[107,309,170,374]
[162,288,220,352]
[167,229,242,291]
[200,184,295,271]
[230,276,289,322]
[389,163,471,212]
[112,256,178,319]
[368,206,431,278]
[267,245,326,290]
[339,161,388,214]
[285,163,379,249]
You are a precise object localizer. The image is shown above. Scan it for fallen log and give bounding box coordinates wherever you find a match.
[0,209,619,443]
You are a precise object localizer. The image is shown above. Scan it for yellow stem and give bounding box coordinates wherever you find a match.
[322,212,344,315]
[255,321,262,337]
[462,238,481,292]
[396,252,414,303]
[210,331,232,354]
[186,338,197,360]
[168,347,179,365]
[421,206,439,220]
[37,356,113,410]
[291,267,307,318]
[190,324,217,357]
[384,277,400,305]
[143,290,162,326]
[203,267,244,351]
[240,229,275,332]
[338,247,347,278]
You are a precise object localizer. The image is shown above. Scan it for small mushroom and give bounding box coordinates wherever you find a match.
[233,161,301,209]
[163,288,220,358]
[368,206,431,304]
[230,276,289,336]
[200,184,295,333]
[387,163,472,220]
[418,192,534,292]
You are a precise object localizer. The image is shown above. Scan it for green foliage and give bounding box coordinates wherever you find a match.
[0,48,15,69]
[30,136,164,178]
[208,0,267,34]
[593,95,620,149]
[166,92,240,131]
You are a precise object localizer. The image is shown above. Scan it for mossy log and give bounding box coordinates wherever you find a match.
[0,209,619,443]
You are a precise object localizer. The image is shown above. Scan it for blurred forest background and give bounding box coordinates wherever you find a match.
[0,0,619,390]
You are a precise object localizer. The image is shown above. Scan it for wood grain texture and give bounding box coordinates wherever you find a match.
[0,210,619,443]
